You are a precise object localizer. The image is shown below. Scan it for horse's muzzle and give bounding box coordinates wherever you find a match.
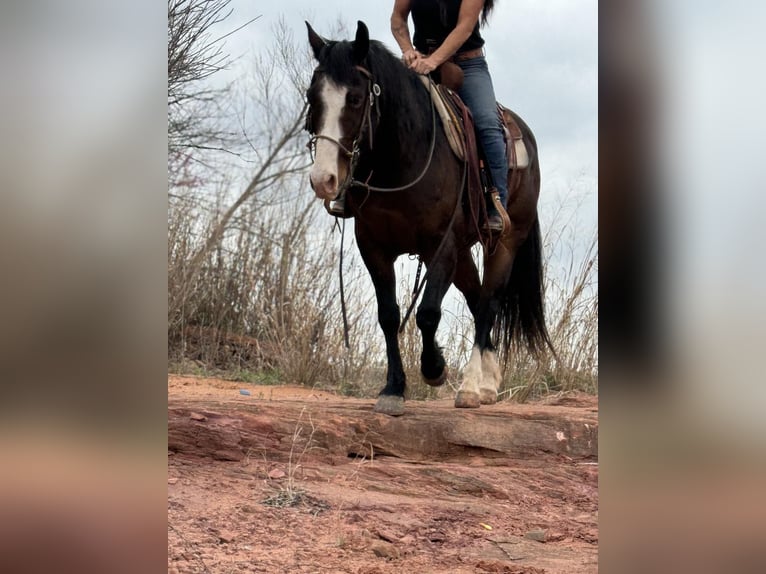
[309,171,338,200]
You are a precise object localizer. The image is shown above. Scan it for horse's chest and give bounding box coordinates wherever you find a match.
[356,214,416,250]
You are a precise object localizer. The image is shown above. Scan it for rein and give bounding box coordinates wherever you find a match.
[354,72,438,194]
[399,155,467,334]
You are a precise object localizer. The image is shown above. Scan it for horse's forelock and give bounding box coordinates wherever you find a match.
[318,39,404,86]
[317,41,360,86]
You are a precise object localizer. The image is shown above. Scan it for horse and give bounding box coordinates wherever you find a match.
[305,21,552,416]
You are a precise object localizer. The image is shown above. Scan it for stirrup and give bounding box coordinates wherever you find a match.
[485,213,504,232]
[484,190,510,235]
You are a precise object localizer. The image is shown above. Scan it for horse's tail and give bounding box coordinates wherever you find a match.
[494,216,555,359]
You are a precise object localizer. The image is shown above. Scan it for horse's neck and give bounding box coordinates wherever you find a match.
[372,88,433,177]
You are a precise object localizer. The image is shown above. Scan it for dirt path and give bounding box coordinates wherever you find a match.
[168,375,598,573]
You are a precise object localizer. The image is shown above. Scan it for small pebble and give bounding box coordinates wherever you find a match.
[239,389,251,396]
[525,530,547,542]
[371,540,399,559]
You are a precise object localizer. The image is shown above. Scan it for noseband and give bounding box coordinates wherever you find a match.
[307,65,437,197]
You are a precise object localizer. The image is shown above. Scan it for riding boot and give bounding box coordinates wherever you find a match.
[480,160,508,234]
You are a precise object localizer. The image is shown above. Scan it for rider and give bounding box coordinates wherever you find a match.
[392,0,508,232]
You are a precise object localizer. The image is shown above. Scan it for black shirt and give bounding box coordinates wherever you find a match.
[411,0,485,54]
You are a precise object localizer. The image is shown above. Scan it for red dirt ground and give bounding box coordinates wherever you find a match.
[168,375,598,573]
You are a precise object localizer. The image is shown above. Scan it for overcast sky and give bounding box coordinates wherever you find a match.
[219,0,598,237]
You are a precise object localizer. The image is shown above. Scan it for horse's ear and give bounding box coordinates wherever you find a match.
[306,21,326,60]
[353,20,369,64]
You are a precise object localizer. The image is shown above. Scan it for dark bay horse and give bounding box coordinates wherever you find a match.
[305,21,551,415]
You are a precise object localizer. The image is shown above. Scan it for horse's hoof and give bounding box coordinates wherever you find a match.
[479,388,498,405]
[374,395,405,416]
[454,391,481,409]
[423,367,448,387]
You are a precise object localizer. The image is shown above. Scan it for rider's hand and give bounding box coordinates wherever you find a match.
[409,55,438,75]
[402,49,422,67]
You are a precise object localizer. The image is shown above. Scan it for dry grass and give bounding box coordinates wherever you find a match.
[168,186,597,402]
[261,406,329,513]
[168,176,382,392]
[500,232,598,402]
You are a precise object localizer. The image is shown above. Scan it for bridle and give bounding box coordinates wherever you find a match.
[306,64,438,198]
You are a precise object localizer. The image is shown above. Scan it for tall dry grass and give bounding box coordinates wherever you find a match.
[168,179,379,389]
[168,182,597,402]
[499,231,598,402]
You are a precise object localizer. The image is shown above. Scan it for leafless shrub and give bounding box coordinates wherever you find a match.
[168,181,377,386]
[168,0,260,180]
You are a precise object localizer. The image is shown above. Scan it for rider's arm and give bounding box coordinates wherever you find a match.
[427,0,484,67]
[391,0,420,66]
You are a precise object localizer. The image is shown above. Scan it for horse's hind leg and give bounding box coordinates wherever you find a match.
[478,345,502,405]
[452,248,481,320]
[452,249,485,407]
[456,243,516,408]
[416,250,457,387]
[360,249,407,416]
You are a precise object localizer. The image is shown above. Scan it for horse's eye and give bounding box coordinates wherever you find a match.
[347,94,364,109]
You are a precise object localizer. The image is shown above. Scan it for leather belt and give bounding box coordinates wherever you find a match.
[451,47,484,62]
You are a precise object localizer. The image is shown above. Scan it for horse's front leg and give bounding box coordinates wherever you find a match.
[360,249,407,416]
[416,250,457,387]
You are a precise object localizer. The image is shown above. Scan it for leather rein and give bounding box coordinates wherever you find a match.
[307,65,438,197]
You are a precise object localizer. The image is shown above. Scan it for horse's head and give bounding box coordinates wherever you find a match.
[305,21,379,201]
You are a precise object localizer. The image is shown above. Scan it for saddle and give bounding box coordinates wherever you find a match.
[419,73,529,239]
[419,74,530,170]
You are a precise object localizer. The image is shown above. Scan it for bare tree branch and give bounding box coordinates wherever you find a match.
[168,0,260,165]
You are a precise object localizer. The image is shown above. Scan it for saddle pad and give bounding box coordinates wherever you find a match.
[420,78,530,170]
[497,104,530,169]
[419,76,465,161]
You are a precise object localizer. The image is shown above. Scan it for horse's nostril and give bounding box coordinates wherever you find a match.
[310,171,339,199]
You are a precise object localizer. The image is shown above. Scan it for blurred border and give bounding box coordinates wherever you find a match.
[0,2,167,572]
[600,1,766,571]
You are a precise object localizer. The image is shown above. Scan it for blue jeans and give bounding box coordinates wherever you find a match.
[456,56,508,209]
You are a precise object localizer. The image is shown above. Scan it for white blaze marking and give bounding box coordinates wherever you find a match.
[310,78,347,188]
